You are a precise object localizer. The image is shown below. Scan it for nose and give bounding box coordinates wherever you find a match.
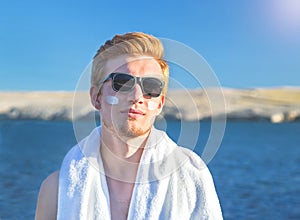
[128,83,144,104]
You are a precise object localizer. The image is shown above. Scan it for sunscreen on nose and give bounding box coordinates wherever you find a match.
[105,96,119,105]
[148,101,159,110]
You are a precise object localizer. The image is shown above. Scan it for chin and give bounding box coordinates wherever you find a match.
[120,123,151,138]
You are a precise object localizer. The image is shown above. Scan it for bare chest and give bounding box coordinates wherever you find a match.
[110,196,131,220]
[106,178,135,220]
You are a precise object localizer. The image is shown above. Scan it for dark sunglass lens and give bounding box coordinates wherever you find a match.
[142,78,163,97]
[113,74,135,91]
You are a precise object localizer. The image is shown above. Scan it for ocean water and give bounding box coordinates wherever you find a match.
[0,120,299,219]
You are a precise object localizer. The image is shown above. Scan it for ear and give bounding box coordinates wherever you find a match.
[90,86,102,110]
[155,95,165,115]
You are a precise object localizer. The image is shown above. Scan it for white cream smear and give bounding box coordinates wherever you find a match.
[105,96,119,105]
[147,101,159,110]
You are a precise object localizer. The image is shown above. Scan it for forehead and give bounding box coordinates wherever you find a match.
[104,55,163,77]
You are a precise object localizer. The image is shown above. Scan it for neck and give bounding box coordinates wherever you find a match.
[100,126,150,183]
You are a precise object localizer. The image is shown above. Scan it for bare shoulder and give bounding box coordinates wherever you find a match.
[35,171,59,220]
[41,171,59,190]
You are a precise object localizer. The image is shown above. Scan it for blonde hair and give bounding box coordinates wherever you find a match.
[91,32,169,94]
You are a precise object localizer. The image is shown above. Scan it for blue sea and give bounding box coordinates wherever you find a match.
[0,120,299,219]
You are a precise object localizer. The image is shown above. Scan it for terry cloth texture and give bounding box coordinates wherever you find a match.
[57,126,223,219]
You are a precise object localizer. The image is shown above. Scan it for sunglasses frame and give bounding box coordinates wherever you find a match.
[99,72,165,97]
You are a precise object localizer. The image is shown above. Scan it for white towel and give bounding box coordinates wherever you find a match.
[57,126,223,219]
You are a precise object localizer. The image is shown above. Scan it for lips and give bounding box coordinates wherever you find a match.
[127,108,145,118]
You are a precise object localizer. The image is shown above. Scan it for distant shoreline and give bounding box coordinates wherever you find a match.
[1,87,300,123]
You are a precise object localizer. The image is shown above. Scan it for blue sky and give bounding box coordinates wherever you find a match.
[1,0,300,91]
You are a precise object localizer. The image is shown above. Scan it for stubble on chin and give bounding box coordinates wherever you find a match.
[103,115,153,139]
[119,118,151,138]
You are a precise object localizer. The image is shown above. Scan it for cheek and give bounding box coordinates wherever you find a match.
[147,101,159,110]
[101,83,120,105]
[105,95,119,105]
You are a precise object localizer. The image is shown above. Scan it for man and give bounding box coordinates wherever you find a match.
[35,32,223,219]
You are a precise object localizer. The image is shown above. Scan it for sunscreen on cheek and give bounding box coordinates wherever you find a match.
[105,96,119,105]
[148,101,159,110]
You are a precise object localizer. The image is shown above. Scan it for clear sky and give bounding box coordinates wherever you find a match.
[1,0,300,91]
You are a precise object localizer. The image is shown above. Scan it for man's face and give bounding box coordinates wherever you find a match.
[98,56,165,139]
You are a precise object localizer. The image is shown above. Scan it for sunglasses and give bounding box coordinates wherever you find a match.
[99,73,165,97]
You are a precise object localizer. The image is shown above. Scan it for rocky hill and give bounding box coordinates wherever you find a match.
[0,87,299,123]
